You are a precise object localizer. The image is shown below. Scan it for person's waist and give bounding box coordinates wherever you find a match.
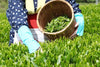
[27,14,38,28]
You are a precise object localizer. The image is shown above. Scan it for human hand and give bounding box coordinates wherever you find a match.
[28,40,40,54]
[75,13,84,36]
[18,25,40,54]
[70,13,84,39]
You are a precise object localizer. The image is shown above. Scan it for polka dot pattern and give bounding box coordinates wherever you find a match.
[6,0,28,45]
[6,0,28,31]
[34,0,37,12]
[66,0,81,13]
[9,28,15,45]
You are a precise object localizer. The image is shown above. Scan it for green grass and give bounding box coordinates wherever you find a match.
[0,4,100,67]
[0,1,8,13]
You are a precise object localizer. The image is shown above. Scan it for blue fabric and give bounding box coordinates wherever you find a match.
[65,0,81,13]
[45,0,50,3]
[6,0,28,31]
[34,0,37,12]
[75,13,84,36]
[6,0,28,45]
[9,28,15,45]
[18,25,40,53]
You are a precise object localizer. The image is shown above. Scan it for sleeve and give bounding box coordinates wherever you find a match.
[6,0,28,32]
[66,0,81,14]
[45,0,50,3]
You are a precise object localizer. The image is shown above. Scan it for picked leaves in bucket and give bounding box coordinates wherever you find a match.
[45,15,71,32]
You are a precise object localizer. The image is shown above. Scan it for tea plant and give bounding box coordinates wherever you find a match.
[45,15,71,32]
[0,4,100,67]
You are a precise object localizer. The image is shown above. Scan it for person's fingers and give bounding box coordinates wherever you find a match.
[70,28,77,39]
[75,22,79,28]
[76,24,84,36]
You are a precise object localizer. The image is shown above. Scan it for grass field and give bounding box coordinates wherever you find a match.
[0,1,8,13]
[0,3,100,67]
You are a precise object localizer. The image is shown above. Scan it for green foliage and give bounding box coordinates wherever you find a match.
[76,0,95,3]
[45,16,71,32]
[0,4,100,67]
[0,1,8,13]
[0,13,10,42]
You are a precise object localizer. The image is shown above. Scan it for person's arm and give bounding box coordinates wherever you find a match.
[75,13,84,36]
[66,0,84,36]
[18,25,40,53]
[6,0,40,53]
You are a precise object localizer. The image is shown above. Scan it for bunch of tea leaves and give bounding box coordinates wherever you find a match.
[45,15,71,32]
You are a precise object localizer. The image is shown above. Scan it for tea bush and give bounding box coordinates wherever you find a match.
[45,15,71,32]
[0,4,100,67]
